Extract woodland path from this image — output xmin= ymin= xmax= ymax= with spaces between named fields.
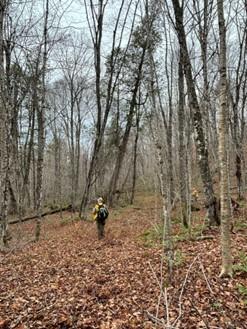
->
xmin=0 ymin=195 xmax=247 ymax=329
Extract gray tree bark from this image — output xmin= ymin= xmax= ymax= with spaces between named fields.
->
xmin=217 ymin=0 xmax=232 ymax=278
xmin=171 ymin=0 xmax=219 ymax=226
xmin=0 ymin=0 xmax=11 ymax=246
xmin=178 ymin=53 xmax=188 ymax=228
xmin=35 ymin=0 xmax=49 ymax=241
xmin=108 ymin=46 xmax=146 ymax=206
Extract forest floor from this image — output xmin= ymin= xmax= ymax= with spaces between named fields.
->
xmin=0 ymin=194 xmax=247 ymax=329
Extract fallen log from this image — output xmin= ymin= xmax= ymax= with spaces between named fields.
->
xmin=9 ymin=204 xmax=73 ymax=225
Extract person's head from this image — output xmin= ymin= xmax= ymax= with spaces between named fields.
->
xmin=97 ymin=197 xmax=104 ymax=205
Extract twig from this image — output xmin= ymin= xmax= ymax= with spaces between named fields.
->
xmin=146 ymin=311 xmax=165 ymax=326
xmin=164 ymin=287 xmax=170 ymax=327
xmin=194 ymin=235 xmax=215 ymax=241
xmin=148 ymin=261 xmax=172 ymax=328
xmin=172 ymin=255 xmax=200 ymax=327
xmin=148 ymin=261 xmax=167 ymax=307
xmin=198 ymin=256 xmax=214 ymax=295
xmin=188 ymin=297 xmax=210 ymax=329
xmin=146 ymin=311 xmax=176 ymax=329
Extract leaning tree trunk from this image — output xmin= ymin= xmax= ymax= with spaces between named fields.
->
xmin=108 ymin=46 xmax=146 ymax=206
xmin=217 ymin=0 xmax=232 ymax=278
xmin=172 ymin=0 xmax=219 ymax=226
xmin=108 ymin=97 xmax=136 ymax=206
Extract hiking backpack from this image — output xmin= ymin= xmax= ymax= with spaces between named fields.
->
xmin=98 ymin=205 xmax=109 ymax=220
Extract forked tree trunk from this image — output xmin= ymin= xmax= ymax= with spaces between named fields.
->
xmin=217 ymin=0 xmax=232 ymax=278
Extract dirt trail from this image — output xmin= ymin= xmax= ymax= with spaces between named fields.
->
xmin=0 ymin=196 xmax=246 ymax=328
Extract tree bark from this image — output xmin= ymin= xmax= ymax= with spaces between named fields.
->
xmin=130 ymin=107 xmax=141 ymax=205
xmin=0 ymin=0 xmax=11 ymax=246
xmin=178 ymin=53 xmax=188 ymax=228
xmin=217 ymin=0 xmax=232 ymax=277
xmin=171 ymin=0 xmax=219 ymax=226
xmin=10 ymin=204 xmax=72 ymax=225
xmin=108 ymin=46 xmax=146 ymax=206
xmin=230 ymin=20 xmax=247 ymax=200
xmin=152 ymin=125 xmax=173 ymax=285
xmin=35 ymin=0 xmax=49 ymax=241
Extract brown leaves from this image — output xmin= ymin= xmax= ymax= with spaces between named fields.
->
xmin=0 ymin=199 xmax=247 ymax=328
xmin=0 ymin=320 xmax=9 ymax=329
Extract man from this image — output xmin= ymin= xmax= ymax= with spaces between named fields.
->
xmin=93 ymin=197 xmax=109 ymax=239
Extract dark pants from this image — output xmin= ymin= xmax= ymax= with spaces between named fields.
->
xmin=96 ymin=218 xmax=105 ymax=239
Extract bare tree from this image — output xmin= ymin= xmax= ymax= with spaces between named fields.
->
xmin=170 ymin=0 xmax=219 ymax=226
xmin=108 ymin=41 xmax=147 ymax=205
xmin=55 ymin=36 xmax=90 ymax=211
xmin=79 ymin=0 xmax=139 ymax=217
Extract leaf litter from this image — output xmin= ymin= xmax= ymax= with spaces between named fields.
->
xmin=0 ymin=197 xmax=246 ymax=328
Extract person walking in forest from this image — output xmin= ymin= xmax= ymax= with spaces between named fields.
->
xmin=93 ymin=197 xmax=109 ymax=239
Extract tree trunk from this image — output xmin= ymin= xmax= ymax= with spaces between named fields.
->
xmin=217 ymin=0 xmax=232 ymax=278
xmin=164 ymin=22 xmax=174 ymax=203
xmin=108 ymin=46 xmax=146 ymax=206
xmin=152 ymin=127 xmax=173 ymax=285
xmin=171 ymin=0 xmax=219 ymax=226
xmin=21 ymin=89 xmax=36 ymax=212
xmin=79 ymin=0 xmax=138 ymax=216
xmin=0 ymin=0 xmax=11 ymax=247
xmin=130 ymin=108 xmax=140 ymax=205
xmin=35 ymin=0 xmax=49 ymax=241
xmin=79 ymin=0 xmax=104 ymax=218
xmin=70 ymin=93 xmax=76 ymax=212
xmin=230 ymin=16 xmax=247 ymax=200
xmin=79 ymin=139 xmax=100 ymax=218
xmin=178 ymin=54 xmax=188 ymax=228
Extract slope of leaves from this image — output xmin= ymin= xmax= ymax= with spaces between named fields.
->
xmin=0 ymin=196 xmax=246 ymax=328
